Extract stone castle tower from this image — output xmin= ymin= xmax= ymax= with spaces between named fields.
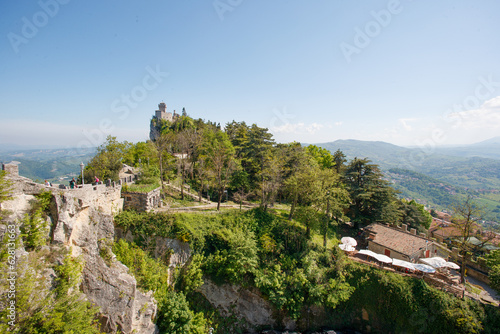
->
xmin=155 ymin=102 xmax=177 ymax=122
xmin=150 ymin=102 xmax=179 ymax=141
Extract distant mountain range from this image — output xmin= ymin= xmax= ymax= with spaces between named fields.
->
xmin=316 ymin=138 xmax=500 ymax=188
xmin=316 ymin=138 xmax=500 ymax=227
xmin=0 ymin=147 xmax=96 ymax=182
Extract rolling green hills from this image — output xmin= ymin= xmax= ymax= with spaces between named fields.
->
xmin=317 ymin=139 xmax=500 ymax=226
xmin=0 ymin=147 xmax=96 ymax=183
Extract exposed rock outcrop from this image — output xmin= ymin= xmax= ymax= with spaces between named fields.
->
xmin=200 ymin=279 xmax=295 ymax=333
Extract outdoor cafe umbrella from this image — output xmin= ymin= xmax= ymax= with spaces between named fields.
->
xmin=420 ymin=256 xmax=447 ymax=268
xmin=392 ymin=259 xmax=416 ymax=271
xmin=413 ymin=263 xmax=436 ymax=273
xmin=358 ymin=249 xmax=377 ymax=257
xmin=341 ymin=237 xmax=357 ymax=247
xmin=372 ymin=253 xmax=392 ymax=264
xmin=338 ymin=244 xmax=356 ymax=252
xmin=358 ymin=250 xmax=392 ymax=264
xmin=444 ymin=261 xmax=460 ymax=270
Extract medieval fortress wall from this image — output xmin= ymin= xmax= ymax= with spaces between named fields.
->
xmin=1 ymin=163 xmax=123 ymax=218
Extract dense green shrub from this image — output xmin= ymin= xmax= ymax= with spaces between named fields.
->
xmin=341 ymin=263 xmax=486 ymax=333
xmin=20 ymin=190 xmax=53 ymax=251
xmin=202 ymin=226 xmax=258 ymax=284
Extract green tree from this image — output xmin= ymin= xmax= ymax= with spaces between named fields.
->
xmin=343 ymin=158 xmax=397 ymax=228
xmin=284 ymin=164 xmax=320 ymax=222
xmin=316 ymin=169 xmax=350 ymax=248
xmin=450 ymin=195 xmax=493 ymax=283
xmin=226 ymin=122 xmax=274 ymax=189
xmin=200 ymin=130 xmax=237 ymax=210
xmin=180 ymin=253 xmax=205 ymax=295
xmin=122 ymin=140 xmax=158 ymax=168
xmin=0 ymin=170 xmax=12 ymax=220
xmin=399 ymin=199 xmax=432 ymax=231
xmin=152 ymin=132 xmax=174 ymax=193
xmin=486 ymin=250 xmax=500 ymax=294
xmin=20 ymin=210 xmax=48 ymax=251
xmin=158 ymin=290 xmax=193 ymax=334
xmin=170 ymin=129 xmax=199 ymax=200
xmin=281 ymin=143 xmax=318 ymax=221
xmin=230 ymin=169 xmax=250 ymax=210
xmin=257 ymin=150 xmax=282 ymax=211
xmin=332 ymin=149 xmax=347 ymax=174
xmin=83 ymin=135 xmax=130 ymax=182
xmin=204 ymin=227 xmax=258 ymax=283
xmin=306 ymin=145 xmax=335 ymax=169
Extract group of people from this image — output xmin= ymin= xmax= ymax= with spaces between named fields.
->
xmin=45 ymin=176 xmax=100 ymax=189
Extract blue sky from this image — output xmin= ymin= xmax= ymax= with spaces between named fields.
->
xmin=1 ymin=0 xmax=500 ymax=149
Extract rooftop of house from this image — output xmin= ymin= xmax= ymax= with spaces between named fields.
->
xmin=436 ymin=211 xmax=452 ymax=221
xmin=429 ymin=218 xmax=463 ymax=239
xmin=365 ymin=223 xmax=431 ymax=257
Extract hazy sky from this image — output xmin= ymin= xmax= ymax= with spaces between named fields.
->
xmin=1 ymin=0 xmax=500 ymax=149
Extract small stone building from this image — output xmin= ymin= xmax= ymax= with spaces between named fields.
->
xmin=364 ymin=223 xmax=439 ymax=262
xmin=122 ymin=187 xmax=161 ymax=212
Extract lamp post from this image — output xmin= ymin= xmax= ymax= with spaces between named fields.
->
xmin=80 ymin=162 xmax=84 ymax=186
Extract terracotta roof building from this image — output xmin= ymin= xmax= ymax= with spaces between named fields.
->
xmin=364 ymin=223 xmax=443 ymax=262
xmin=428 ymin=218 xmax=463 ymax=243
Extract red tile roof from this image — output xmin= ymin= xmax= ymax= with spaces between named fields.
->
xmin=365 ymin=223 xmax=430 ymax=257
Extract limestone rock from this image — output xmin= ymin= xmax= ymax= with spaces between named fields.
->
xmin=200 ymin=279 xmax=292 ymax=333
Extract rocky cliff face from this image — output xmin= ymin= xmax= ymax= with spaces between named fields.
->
xmin=200 ymin=279 xmax=293 ymax=333
xmin=2 ymin=174 xmax=158 ymax=334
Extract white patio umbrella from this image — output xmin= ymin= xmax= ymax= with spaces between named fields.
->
xmin=358 ymin=249 xmax=377 ymax=257
xmin=413 ymin=263 xmax=436 ymax=273
xmin=338 ymin=244 xmax=355 ymax=252
xmin=392 ymin=259 xmax=416 ymax=271
xmin=420 ymin=257 xmax=447 ymax=268
xmin=341 ymin=237 xmax=357 ymax=247
xmin=372 ymin=253 xmax=393 ymax=264
xmin=444 ymin=261 xmax=460 ymax=270
xmin=357 ymin=250 xmax=392 ymax=263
